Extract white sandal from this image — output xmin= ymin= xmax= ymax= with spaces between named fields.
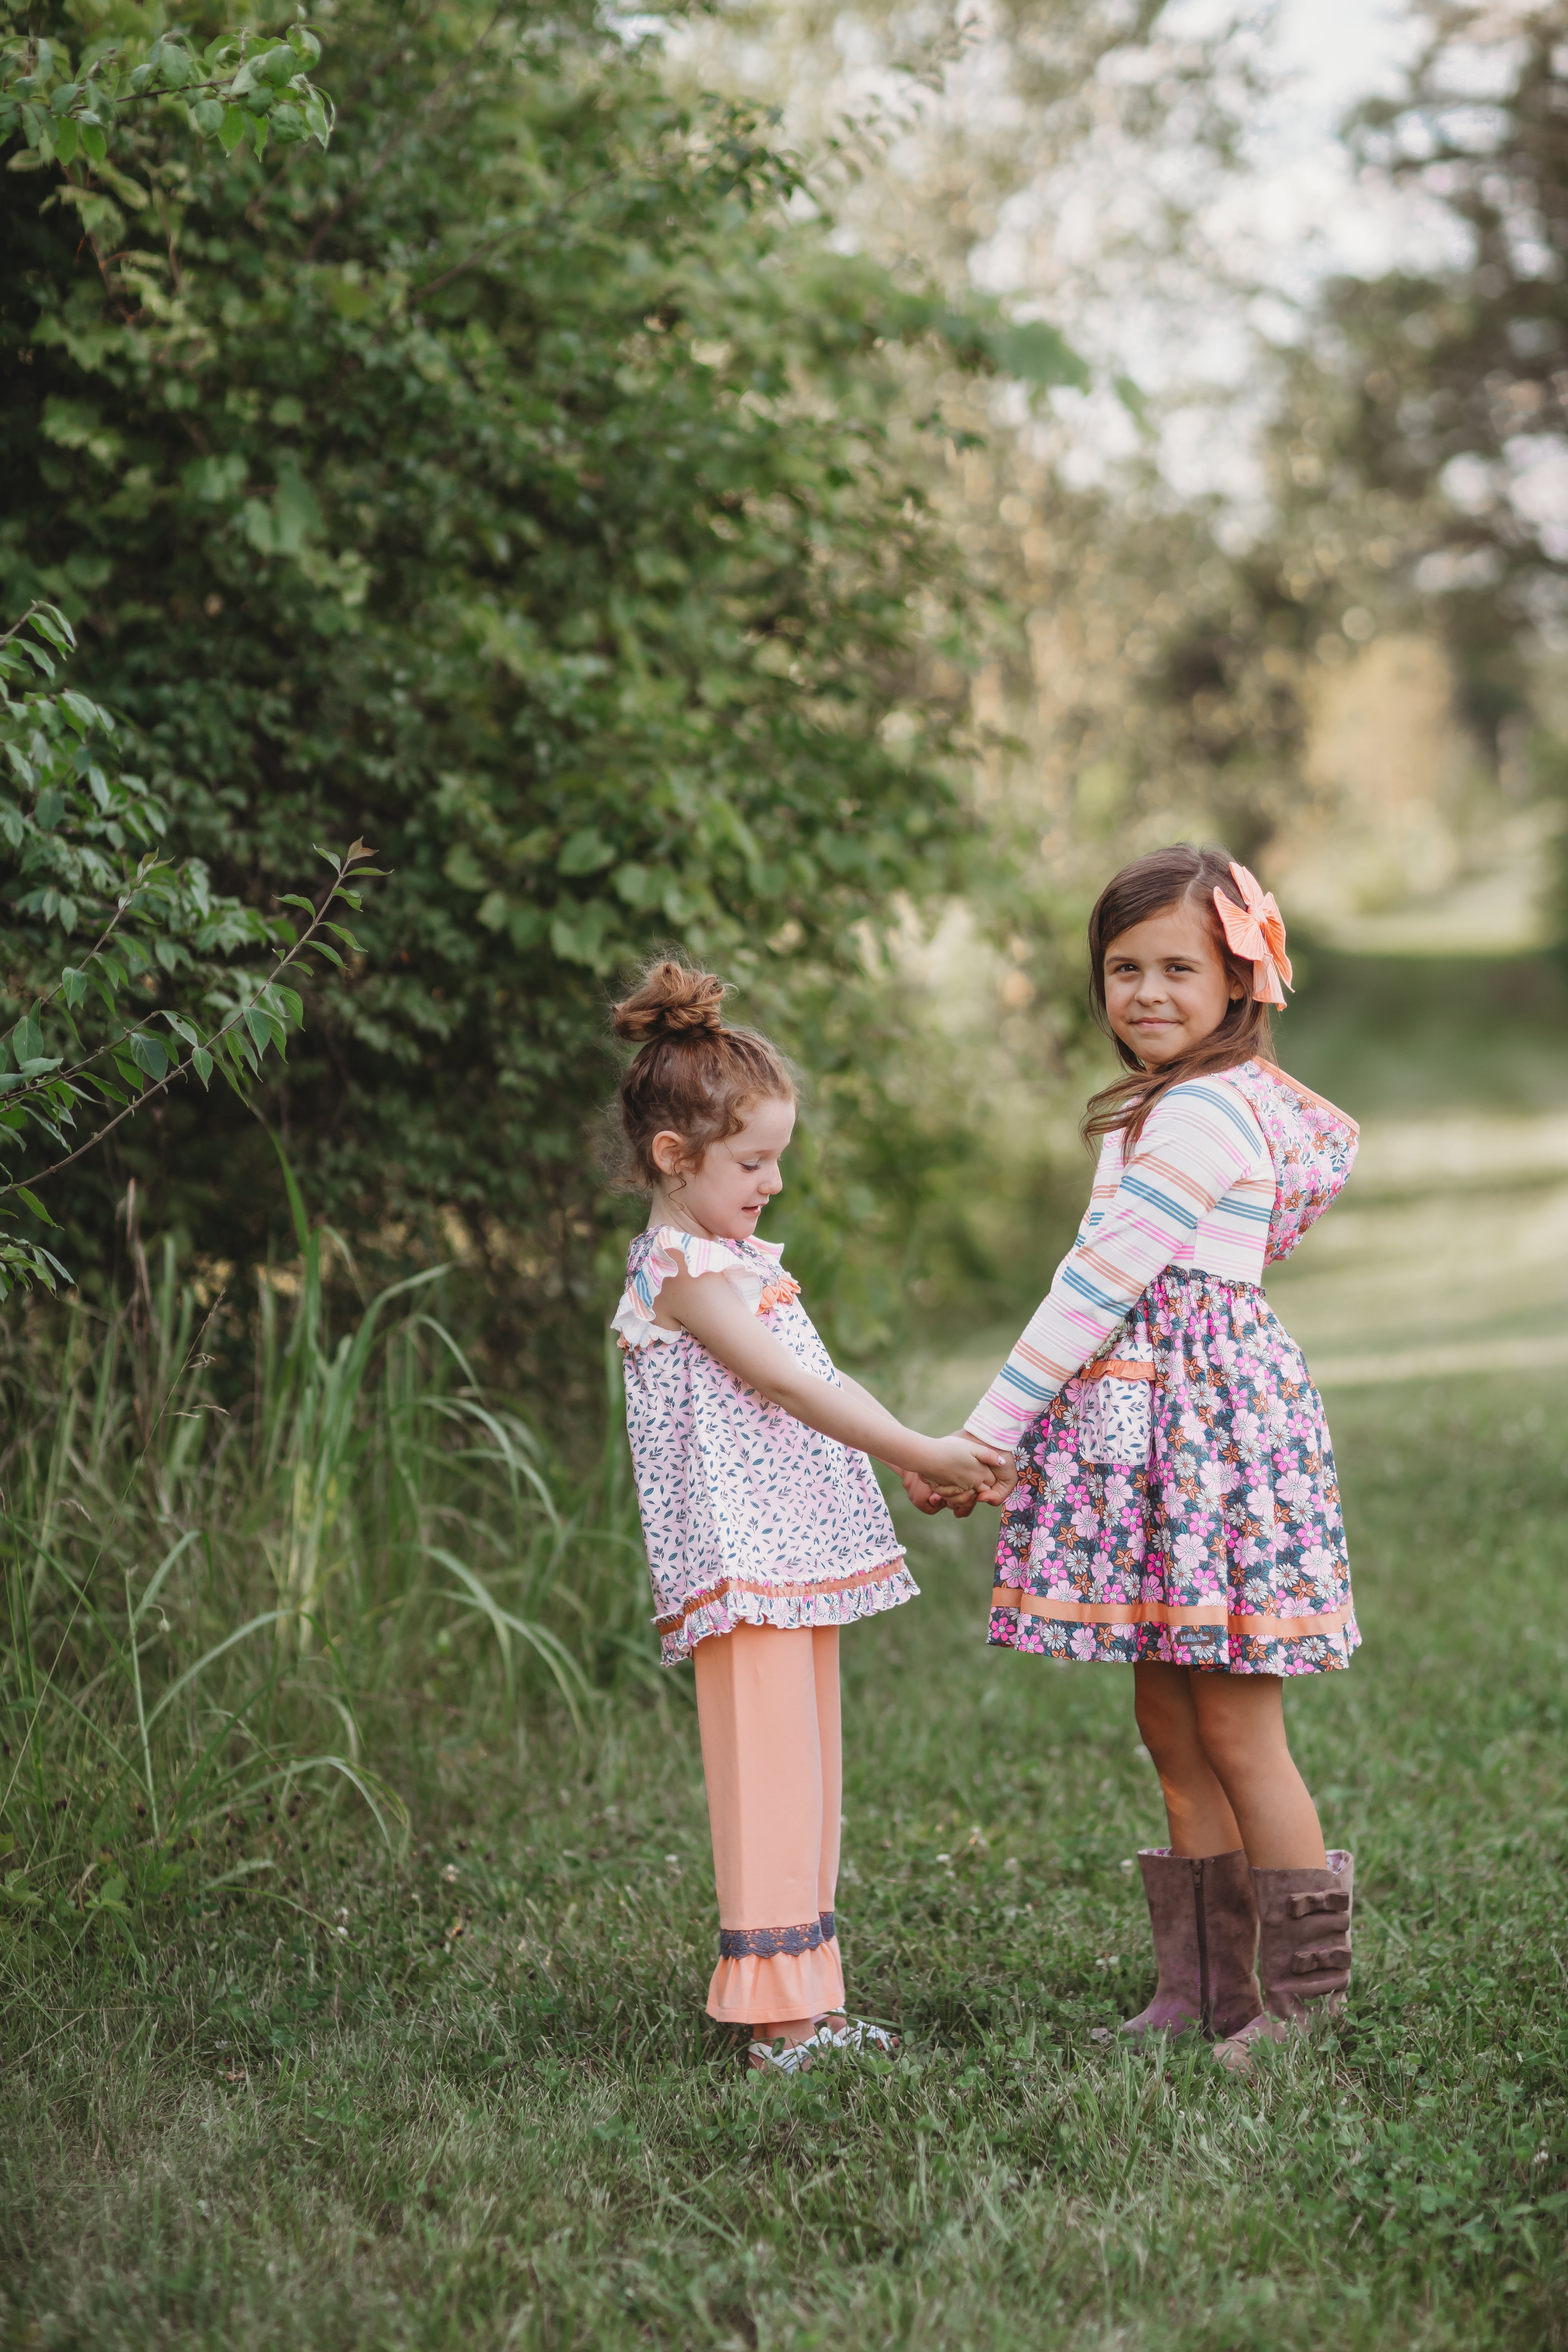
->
xmin=746 ymin=2025 xmax=836 ymax=2075
xmin=828 ymin=2018 xmax=900 ymax=2055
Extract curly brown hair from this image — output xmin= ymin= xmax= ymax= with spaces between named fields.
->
xmin=1083 ymin=844 xmax=1278 ymax=1151
xmin=608 ymin=958 xmax=796 ymax=1193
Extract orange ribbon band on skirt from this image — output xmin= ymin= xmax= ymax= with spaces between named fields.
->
xmin=1074 ymin=1359 xmax=1156 ymax=1383
xmin=992 ymin=1586 xmax=1352 ymax=1640
xmin=656 ymin=1556 xmax=906 ymax=1636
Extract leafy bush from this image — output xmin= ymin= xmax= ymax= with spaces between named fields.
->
xmin=1 ymin=0 xmax=1082 ymax=1380
xmin=0 ymin=597 xmax=379 ymax=1296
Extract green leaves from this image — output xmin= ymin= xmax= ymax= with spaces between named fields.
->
xmin=0 ymin=595 xmax=380 ymax=1297
xmin=128 ymin=1031 xmax=168 ymax=1082
xmin=0 ymin=2 xmax=1022 ymax=1347
xmin=981 ymin=320 xmax=1091 ymax=394
xmin=0 ymin=10 xmax=335 ymax=196
xmin=557 ymin=829 xmax=615 ymax=877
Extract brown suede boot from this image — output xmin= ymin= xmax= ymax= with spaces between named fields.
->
xmin=1120 ymin=1848 xmax=1263 ymax=2042
xmin=1214 ymin=1849 xmax=1354 ymax=2069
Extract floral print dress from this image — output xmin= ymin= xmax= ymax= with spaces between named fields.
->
xmin=976 ymin=1062 xmax=1361 ymax=1676
xmin=614 ymin=1225 xmax=917 ymax=1666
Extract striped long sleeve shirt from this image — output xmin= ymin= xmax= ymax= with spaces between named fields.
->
xmin=965 ymin=1075 xmax=1274 ymax=1451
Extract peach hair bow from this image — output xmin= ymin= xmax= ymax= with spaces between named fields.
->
xmin=1212 ymin=861 xmax=1293 ymax=1008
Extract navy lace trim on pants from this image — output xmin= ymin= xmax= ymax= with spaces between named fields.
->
xmin=719 ymin=1909 xmax=837 ymax=1960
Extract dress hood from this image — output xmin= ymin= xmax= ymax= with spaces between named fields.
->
xmin=1223 ymin=1060 xmax=1359 ymax=1264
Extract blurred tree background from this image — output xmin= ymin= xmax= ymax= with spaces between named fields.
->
xmin=4 ymin=0 xmax=1567 ymax=1412
xmin=664 ymin=0 xmax=1568 ymax=1340
xmin=7 ymin=22 xmax=1568 ymax=2251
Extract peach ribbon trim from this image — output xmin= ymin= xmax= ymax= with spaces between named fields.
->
xmin=993 ymin=1586 xmax=1352 ymax=1639
xmin=656 ymin=1556 xmax=907 ymax=1636
xmin=707 ymin=1938 xmax=845 ymax=2026
xmin=1075 ymin=1359 xmax=1155 ymax=1384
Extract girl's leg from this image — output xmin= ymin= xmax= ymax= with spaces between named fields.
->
xmin=1124 ymin=1661 xmax=1261 ymax=2041
xmin=1133 ymin=1660 xmax=1243 ymax=1855
xmin=811 ymin=1627 xmax=845 ymax=2026
xmin=1189 ymin=1672 xmax=1326 ymax=1869
xmin=692 ymin=1622 xmax=846 ymax=2045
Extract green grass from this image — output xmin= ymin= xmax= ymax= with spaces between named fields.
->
xmin=2 ymin=1366 xmax=1564 ymax=2348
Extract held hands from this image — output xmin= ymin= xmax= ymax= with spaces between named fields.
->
xmin=903 ymin=1432 xmax=1018 ymax=1517
xmin=901 ymin=1467 xmax=971 ymax=1517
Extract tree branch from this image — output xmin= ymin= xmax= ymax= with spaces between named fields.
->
xmin=0 ymin=849 xmax=375 ymax=1207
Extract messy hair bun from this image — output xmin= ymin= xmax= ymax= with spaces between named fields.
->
xmin=608 ymin=956 xmax=795 ymax=1194
xmin=611 ymin=960 xmax=728 ymax=1044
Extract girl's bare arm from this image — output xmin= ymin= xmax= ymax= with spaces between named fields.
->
xmin=660 ymin=1268 xmax=1007 ymax=1494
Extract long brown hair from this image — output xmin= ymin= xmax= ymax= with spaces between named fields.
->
xmin=609 ymin=958 xmax=796 ymax=1192
xmin=1083 ymin=844 xmax=1277 ymax=1150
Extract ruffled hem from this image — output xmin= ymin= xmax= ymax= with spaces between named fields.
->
xmin=659 ymin=1559 xmax=917 ymax=1666
xmin=706 ymin=1936 xmax=845 ymax=2025
xmin=614 ymin=1225 xmax=789 ymax=1353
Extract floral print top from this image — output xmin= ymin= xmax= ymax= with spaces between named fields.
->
xmin=613 ymin=1226 xmax=916 ymax=1666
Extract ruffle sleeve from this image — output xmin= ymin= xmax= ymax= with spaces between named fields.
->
xmin=612 ymin=1227 xmax=793 ymax=1352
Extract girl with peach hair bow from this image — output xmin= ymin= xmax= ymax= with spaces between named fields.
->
xmin=909 ymin=844 xmax=1363 ymax=2069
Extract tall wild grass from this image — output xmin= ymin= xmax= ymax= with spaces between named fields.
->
xmin=0 ymin=1177 xmax=650 ymax=1960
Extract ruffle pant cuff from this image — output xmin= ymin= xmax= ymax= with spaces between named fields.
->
xmin=705 ymin=1934 xmax=844 ymax=2025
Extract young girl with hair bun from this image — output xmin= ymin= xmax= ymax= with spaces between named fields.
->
xmin=609 ymin=958 xmax=1009 ymax=2073
xmin=920 ymin=845 xmax=1361 ymax=2067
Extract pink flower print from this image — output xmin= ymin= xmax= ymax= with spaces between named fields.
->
xmin=986 ymin=1262 xmax=1355 ymax=1680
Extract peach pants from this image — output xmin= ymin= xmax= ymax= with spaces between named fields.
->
xmin=693 ymin=1622 xmax=846 ymax=2025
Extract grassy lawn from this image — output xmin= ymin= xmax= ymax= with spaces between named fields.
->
xmin=2 ymin=1369 xmax=1565 ymax=2351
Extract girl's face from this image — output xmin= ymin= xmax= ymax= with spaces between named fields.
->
xmin=1103 ymin=899 xmax=1242 ymax=1067
xmin=650 ymin=1094 xmax=796 ymax=1240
